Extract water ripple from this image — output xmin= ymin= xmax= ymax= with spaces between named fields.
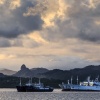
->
xmin=0 ymin=89 xmax=99 ymax=100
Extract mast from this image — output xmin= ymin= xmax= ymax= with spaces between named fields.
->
xmin=19 ymin=77 xmax=22 ymax=86
xmin=39 ymin=78 xmax=41 ymax=84
xmin=97 ymin=75 xmax=99 ymax=81
xmin=29 ymin=77 xmax=31 ymax=84
xmin=95 ymin=75 xmax=99 ymax=82
xmin=68 ymin=80 xmax=69 ymax=84
xmin=87 ymin=76 xmax=90 ymax=86
xmin=71 ymin=76 xmax=73 ymax=84
xmin=30 ymin=77 xmax=32 ymax=83
xmin=77 ymin=76 xmax=78 ymax=85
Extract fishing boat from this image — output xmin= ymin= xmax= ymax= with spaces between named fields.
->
xmin=16 ymin=78 xmax=54 ymax=92
xmin=59 ymin=76 xmax=100 ymax=91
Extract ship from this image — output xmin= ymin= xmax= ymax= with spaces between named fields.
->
xmin=59 ymin=76 xmax=100 ymax=91
xmin=16 ymin=78 xmax=54 ymax=92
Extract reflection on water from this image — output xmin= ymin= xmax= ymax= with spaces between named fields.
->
xmin=0 ymin=89 xmax=99 ymax=100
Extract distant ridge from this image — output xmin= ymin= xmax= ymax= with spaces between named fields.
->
xmin=13 ymin=64 xmax=49 ymax=77
xmin=0 ymin=69 xmax=16 ymax=75
xmin=31 ymin=68 xmax=49 ymax=75
xmin=12 ymin=64 xmax=100 ymax=81
xmin=0 ymin=73 xmax=6 ymax=77
xmin=41 ymin=65 xmax=100 ymax=81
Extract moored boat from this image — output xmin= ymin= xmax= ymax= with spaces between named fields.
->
xmin=59 ymin=76 xmax=100 ymax=91
xmin=16 ymin=78 xmax=54 ymax=92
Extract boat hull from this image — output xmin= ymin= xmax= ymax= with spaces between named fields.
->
xmin=16 ymin=86 xmax=26 ymax=92
xmin=62 ymin=89 xmax=100 ymax=92
xmin=60 ymin=84 xmax=100 ymax=92
xmin=16 ymin=86 xmax=53 ymax=92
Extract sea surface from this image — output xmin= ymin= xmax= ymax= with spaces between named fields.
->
xmin=0 ymin=89 xmax=100 ymax=100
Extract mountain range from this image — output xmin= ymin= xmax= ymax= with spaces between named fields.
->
xmin=0 ymin=69 xmax=16 ymax=75
xmin=13 ymin=64 xmax=49 ymax=77
xmin=0 ymin=64 xmax=100 ymax=82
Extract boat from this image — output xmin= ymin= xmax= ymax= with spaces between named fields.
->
xmin=16 ymin=78 xmax=54 ymax=92
xmin=59 ymin=76 xmax=100 ymax=91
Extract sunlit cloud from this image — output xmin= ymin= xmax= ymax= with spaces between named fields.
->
xmin=28 ymin=32 xmax=49 ymax=44
xmin=95 ymin=21 xmax=100 ymax=25
xmin=0 ymin=54 xmax=15 ymax=60
xmin=9 ymin=0 xmax=21 ymax=9
xmin=0 ymin=0 xmax=5 ymax=5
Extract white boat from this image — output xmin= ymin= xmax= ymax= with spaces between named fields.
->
xmin=59 ymin=76 xmax=100 ymax=91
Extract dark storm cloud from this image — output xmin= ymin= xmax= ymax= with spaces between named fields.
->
xmin=66 ymin=1 xmax=100 ymax=42
xmin=0 ymin=0 xmax=43 ymax=38
xmin=78 ymin=29 xmax=100 ymax=42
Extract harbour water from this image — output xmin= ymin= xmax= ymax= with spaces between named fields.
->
xmin=0 ymin=89 xmax=100 ymax=100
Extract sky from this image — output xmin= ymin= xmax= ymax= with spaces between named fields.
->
xmin=0 ymin=0 xmax=100 ymax=71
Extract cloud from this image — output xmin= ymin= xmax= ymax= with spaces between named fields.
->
xmin=46 ymin=56 xmax=99 ymax=70
xmin=66 ymin=0 xmax=100 ymax=42
xmin=27 ymin=0 xmax=100 ymax=43
xmin=27 ymin=32 xmax=49 ymax=45
xmin=0 ymin=54 xmax=15 ymax=60
xmin=1 ymin=0 xmax=100 ymax=42
xmin=0 ymin=0 xmax=5 ymax=5
xmin=0 ymin=38 xmax=11 ymax=47
xmin=9 ymin=0 xmax=21 ymax=10
xmin=0 ymin=0 xmax=100 ymax=70
xmin=0 ymin=0 xmax=43 ymax=38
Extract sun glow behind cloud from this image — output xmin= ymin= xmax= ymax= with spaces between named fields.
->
xmin=9 ymin=0 xmax=21 ymax=9
xmin=0 ymin=54 xmax=15 ymax=60
xmin=0 ymin=0 xmax=4 ymax=5
xmin=28 ymin=32 xmax=49 ymax=44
